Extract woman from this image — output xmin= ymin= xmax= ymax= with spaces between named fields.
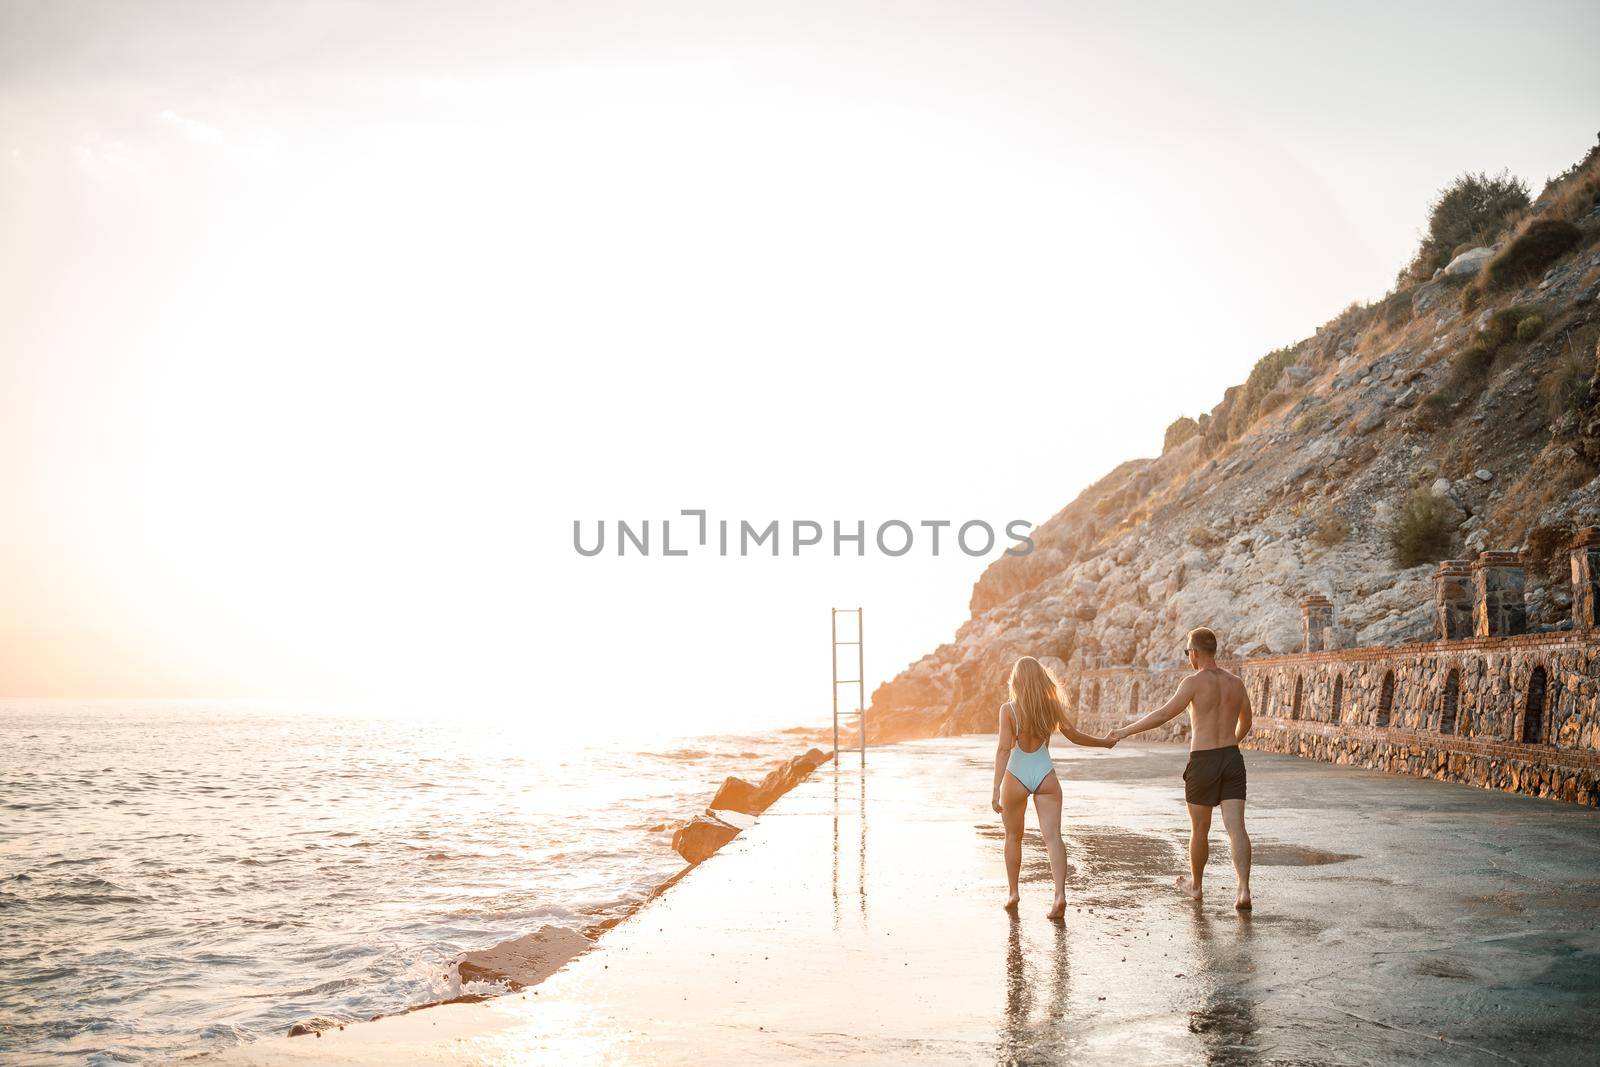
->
xmin=991 ymin=656 xmax=1117 ymax=919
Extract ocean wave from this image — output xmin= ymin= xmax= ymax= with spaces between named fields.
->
xmin=0 ymin=701 xmax=808 ymax=1065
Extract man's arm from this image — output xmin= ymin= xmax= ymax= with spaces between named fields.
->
xmin=1113 ymin=676 xmax=1197 ymax=739
xmin=1234 ymin=684 xmax=1253 ymax=743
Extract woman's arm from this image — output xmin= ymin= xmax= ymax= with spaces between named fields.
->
xmin=991 ymin=704 xmax=1013 ymax=812
xmin=1059 ymin=716 xmax=1117 ymax=749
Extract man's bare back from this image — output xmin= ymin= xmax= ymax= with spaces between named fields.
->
xmin=1184 ymin=667 xmax=1250 ymax=751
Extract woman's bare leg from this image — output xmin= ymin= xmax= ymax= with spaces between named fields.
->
xmin=1000 ymin=773 xmax=1028 ymax=909
xmin=1033 ymin=772 xmax=1066 ymax=920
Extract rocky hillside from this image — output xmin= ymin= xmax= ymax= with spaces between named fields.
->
xmin=868 ymin=139 xmax=1600 ymax=742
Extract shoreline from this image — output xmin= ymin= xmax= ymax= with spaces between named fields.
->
xmin=200 ymin=737 xmax=1600 ymax=1065
xmin=273 ymin=727 xmax=856 ymax=1043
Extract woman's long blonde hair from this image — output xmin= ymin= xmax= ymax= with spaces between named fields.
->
xmin=1008 ymin=656 xmax=1069 ymax=747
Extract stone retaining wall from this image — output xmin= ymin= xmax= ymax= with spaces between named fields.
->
xmin=1065 ymin=631 xmax=1600 ymax=806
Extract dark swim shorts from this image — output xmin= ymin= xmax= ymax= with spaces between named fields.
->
xmin=1183 ymin=745 xmax=1247 ymax=807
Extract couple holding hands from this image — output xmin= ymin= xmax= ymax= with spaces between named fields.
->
xmin=990 ymin=627 xmax=1254 ymax=919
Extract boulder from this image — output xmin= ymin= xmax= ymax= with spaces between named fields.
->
xmin=708 ymin=776 xmax=765 ymax=814
xmin=704 ymin=748 xmax=829 ymax=816
xmin=672 ymin=813 xmax=743 ymax=865
xmin=1443 ymin=247 xmax=1493 ymax=277
xmin=457 ymin=925 xmax=593 ymax=990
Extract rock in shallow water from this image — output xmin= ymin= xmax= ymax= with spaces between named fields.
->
xmin=672 ymin=813 xmax=743 ymax=864
xmin=457 ymin=924 xmax=593 ymax=990
xmin=287 ymin=1016 xmax=345 ymax=1037
xmin=708 ymin=748 xmax=830 ymax=815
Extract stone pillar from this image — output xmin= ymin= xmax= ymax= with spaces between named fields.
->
xmin=1472 ymin=550 xmax=1526 ymax=638
xmin=1571 ymin=527 xmax=1600 ymax=629
xmin=1300 ymin=594 xmax=1334 ymax=652
xmin=1434 ymin=560 xmax=1476 ymax=639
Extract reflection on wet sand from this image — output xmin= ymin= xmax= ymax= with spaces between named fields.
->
xmin=1000 ymin=914 xmax=1078 ymax=1064
xmin=1186 ymin=901 xmax=1260 ymax=1066
xmin=831 ymin=758 xmax=867 ymax=927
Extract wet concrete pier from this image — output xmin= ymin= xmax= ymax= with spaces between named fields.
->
xmin=210 ymin=739 xmax=1600 ymax=1065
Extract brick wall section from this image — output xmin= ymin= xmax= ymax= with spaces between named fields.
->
xmin=1065 ymin=630 xmax=1600 ymax=807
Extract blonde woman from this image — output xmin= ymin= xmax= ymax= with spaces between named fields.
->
xmin=991 ymin=656 xmax=1117 ymax=919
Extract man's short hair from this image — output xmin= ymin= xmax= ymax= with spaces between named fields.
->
xmin=1189 ymin=627 xmax=1218 ymax=656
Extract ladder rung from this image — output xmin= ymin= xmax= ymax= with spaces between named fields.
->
xmin=833 ymin=641 xmax=860 ymax=646
xmin=834 ymin=710 xmax=865 ymax=716
xmin=835 ymin=678 xmax=862 ymax=684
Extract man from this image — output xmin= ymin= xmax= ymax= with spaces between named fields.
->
xmin=1113 ymin=626 xmax=1253 ymax=909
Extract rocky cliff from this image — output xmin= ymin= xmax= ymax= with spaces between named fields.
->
xmin=867 ymin=139 xmax=1600 ymax=742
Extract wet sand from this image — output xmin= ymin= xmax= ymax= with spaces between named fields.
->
xmin=204 ymin=739 xmax=1600 ymax=1065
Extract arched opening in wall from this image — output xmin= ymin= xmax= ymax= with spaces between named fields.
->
xmin=1291 ymin=675 xmax=1304 ymax=721
xmin=1091 ymin=682 xmax=1101 ymax=716
xmin=1332 ymin=675 xmax=1344 ymax=723
xmin=1261 ymin=677 xmax=1272 ymax=718
xmin=1440 ymin=669 xmax=1460 ymax=735
xmin=1521 ymin=666 xmax=1547 ymax=744
xmin=1377 ymin=671 xmax=1395 ymax=728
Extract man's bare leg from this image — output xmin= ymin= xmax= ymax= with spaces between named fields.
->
xmin=1177 ymin=802 xmax=1211 ymax=900
xmin=1220 ymin=798 xmax=1252 ymax=909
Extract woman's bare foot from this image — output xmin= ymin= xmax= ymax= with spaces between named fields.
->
xmin=1235 ymin=889 xmax=1252 ymax=910
xmin=1003 ymin=892 xmax=1020 ymax=911
xmin=1046 ymin=896 xmax=1066 ymax=921
xmin=1175 ymin=874 xmax=1202 ymax=900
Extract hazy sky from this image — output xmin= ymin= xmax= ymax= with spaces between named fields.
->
xmin=3 ymin=1 xmax=1598 ymax=735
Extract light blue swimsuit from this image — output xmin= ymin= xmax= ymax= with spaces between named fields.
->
xmin=1004 ymin=702 xmax=1056 ymax=793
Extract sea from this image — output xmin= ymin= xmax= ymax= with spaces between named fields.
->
xmin=0 ymin=701 xmax=823 ymax=1064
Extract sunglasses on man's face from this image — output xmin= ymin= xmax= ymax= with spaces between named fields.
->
xmin=1183 ymin=647 xmax=1195 ymax=656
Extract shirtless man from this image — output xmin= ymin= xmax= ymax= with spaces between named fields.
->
xmin=1112 ymin=626 xmax=1253 ymax=909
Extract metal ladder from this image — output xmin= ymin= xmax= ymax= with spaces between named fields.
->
xmin=831 ymin=607 xmax=865 ymax=763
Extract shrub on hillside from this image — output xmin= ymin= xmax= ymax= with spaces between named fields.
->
xmin=1292 ymin=401 xmax=1330 ymax=434
xmin=1484 ymin=306 xmax=1537 ymax=346
xmin=1541 ymin=339 xmax=1594 ymax=425
xmin=1516 ymin=314 xmax=1545 ymax=343
xmin=1449 ymin=338 xmax=1497 ymax=388
xmin=1387 ymin=487 xmax=1456 ymax=567
xmin=1460 ymin=285 xmax=1481 ymax=314
xmin=1537 ymin=139 xmax=1600 ymax=224
xmin=1188 ymin=526 xmax=1221 ymax=549
xmin=1230 ymin=346 xmax=1299 ymax=435
xmin=1378 ymin=289 xmax=1413 ymax=330
xmin=1162 ymin=416 xmax=1200 ymax=453
xmin=1400 ymin=170 xmax=1530 ymax=285
xmin=1483 ymin=218 xmax=1583 ymax=289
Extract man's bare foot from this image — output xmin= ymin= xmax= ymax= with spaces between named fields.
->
xmin=1175 ymin=875 xmax=1202 ymax=900
xmin=1235 ymin=889 xmax=1252 ymax=910
xmin=1046 ymin=896 xmax=1066 ymax=921
xmin=1003 ymin=893 xmax=1020 ymax=911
